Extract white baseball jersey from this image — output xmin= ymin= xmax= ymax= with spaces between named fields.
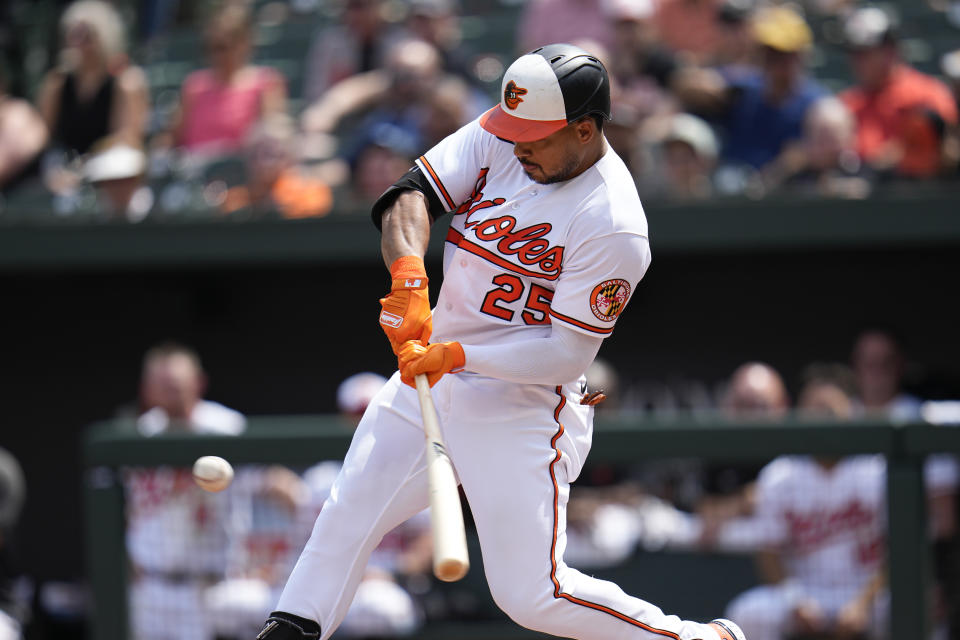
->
xmin=726 ymin=456 xmax=890 ymax=640
xmin=753 ymin=455 xmax=886 ymax=591
xmin=416 ymin=118 xmax=650 ymax=350
xmin=125 ymin=402 xmax=246 ymax=640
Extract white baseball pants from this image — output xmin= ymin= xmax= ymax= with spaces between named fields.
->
xmin=276 ymin=372 xmax=720 ymax=640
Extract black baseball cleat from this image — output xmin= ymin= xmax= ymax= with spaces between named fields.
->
xmin=707 ymin=618 xmax=746 ymax=640
xmin=255 ymin=612 xmax=321 ymax=639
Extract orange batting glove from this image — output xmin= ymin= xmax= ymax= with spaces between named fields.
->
xmin=379 ymin=256 xmax=433 ymax=354
xmin=398 ymin=340 xmax=465 ymax=388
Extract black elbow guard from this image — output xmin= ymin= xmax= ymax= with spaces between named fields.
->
xmin=371 ymin=166 xmax=448 ymax=231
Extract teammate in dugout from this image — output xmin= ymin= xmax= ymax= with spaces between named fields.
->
xmin=256 ymin=44 xmax=745 ymax=640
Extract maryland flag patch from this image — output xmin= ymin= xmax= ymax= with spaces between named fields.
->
xmin=590 ymin=279 xmax=630 ymax=322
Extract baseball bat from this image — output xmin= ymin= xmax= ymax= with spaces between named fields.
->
xmin=414 ymin=374 xmax=470 ymax=582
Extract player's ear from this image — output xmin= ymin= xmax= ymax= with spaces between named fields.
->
xmin=574 ymin=117 xmax=596 ymax=144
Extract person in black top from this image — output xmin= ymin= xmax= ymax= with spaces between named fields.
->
xmin=35 ymin=0 xmax=147 ymax=159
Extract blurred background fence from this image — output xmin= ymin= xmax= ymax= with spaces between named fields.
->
xmin=83 ymin=416 xmax=957 ymax=639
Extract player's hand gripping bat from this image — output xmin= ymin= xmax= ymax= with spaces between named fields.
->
xmin=414 ymin=374 xmax=470 ymax=581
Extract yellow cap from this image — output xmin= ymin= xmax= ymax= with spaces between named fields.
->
xmin=752 ymin=6 xmax=812 ymax=53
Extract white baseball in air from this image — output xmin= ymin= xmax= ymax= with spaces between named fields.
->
xmin=192 ymin=456 xmax=234 ymax=492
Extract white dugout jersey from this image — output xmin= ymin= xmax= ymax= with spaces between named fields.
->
xmin=416 ymin=118 xmax=651 ymax=351
xmin=753 ymin=456 xmax=887 ymax=592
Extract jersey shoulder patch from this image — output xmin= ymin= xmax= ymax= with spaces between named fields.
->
xmin=589 ymin=279 xmax=631 ymax=322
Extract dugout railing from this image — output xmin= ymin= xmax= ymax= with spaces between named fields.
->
xmin=83 ymin=416 xmax=956 ymax=640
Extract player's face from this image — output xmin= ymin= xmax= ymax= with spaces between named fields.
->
xmin=512 ymin=120 xmax=597 ymax=185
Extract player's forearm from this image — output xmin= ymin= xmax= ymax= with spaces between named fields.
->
xmin=381 ymin=190 xmax=432 ymax=268
xmin=462 ymin=325 xmax=603 ymax=385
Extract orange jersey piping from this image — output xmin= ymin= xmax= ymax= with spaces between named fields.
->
xmin=418 ymin=155 xmax=457 ymax=210
xmin=548 ymin=386 xmax=681 ymax=639
xmin=548 ymin=309 xmax=614 ymax=335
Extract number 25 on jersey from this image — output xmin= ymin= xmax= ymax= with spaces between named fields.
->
xmin=480 ymin=274 xmax=554 ymax=325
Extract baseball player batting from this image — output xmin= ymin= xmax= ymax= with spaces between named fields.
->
xmin=256 ymin=44 xmax=745 ymax=640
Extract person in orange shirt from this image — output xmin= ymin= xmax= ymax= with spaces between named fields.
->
xmin=222 ymin=115 xmax=333 ymax=219
xmin=839 ymin=7 xmax=958 ymax=179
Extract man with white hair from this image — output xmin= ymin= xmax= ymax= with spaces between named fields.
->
xmin=36 ymin=0 xmax=147 ymax=157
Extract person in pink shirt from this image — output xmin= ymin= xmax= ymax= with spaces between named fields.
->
xmin=172 ymin=3 xmax=286 ymax=155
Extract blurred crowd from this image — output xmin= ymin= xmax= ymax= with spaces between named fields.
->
xmin=573 ymin=328 xmax=960 ymax=639
xmin=85 ymin=330 xmax=960 ymax=639
xmin=1 ymin=0 xmax=959 ymax=222
xmin=119 ymin=346 xmax=433 ymax=640
xmin=4 ymin=328 xmax=960 ymax=639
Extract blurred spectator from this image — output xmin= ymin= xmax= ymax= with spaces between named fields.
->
xmin=605 ymin=0 xmax=679 ymax=132
xmin=517 ymin=0 xmax=613 ymax=54
xmin=205 ymin=466 xmax=311 ymax=640
xmin=724 ymin=378 xmax=891 ymax=640
xmin=850 ymin=328 xmax=959 ymax=549
xmin=771 ymin=96 xmax=873 ymax=199
xmin=170 ymin=3 xmax=286 ymax=156
xmin=850 ymin=327 xmax=959 ymax=563
xmin=640 ymin=112 xmax=718 ymax=200
xmin=336 ymin=372 xmax=389 ymax=423
xmin=82 ymin=142 xmax=154 ymax=221
xmin=0 ymin=62 xmax=48 ymax=196
xmin=714 ymin=0 xmax=756 ymax=68
xmin=128 ymin=344 xmax=309 ymax=640
xmin=850 ymin=328 xmax=919 ymax=421
xmin=221 ymin=114 xmax=333 ymax=219
xmin=796 ymin=371 xmax=856 ymax=419
xmin=404 ymin=0 xmax=478 ymax=90
xmin=302 ymin=39 xmax=474 ymax=163
xmin=653 ymin=0 xmax=723 ymax=64
xmin=203 ymin=373 xmax=424 ymax=640
xmin=421 ymin=77 xmax=477 ymax=148
xmin=137 ymin=342 xmax=245 ymax=435
xmin=349 ymin=123 xmax=420 ymax=204
xmin=699 ymin=362 xmax=790 ymax=545
xmin=722 ymin=361 xmax=790 ymax=419
xmin=676 ymin=6 xmax=826 ymax=188
xmin=125 ymin=342 xmax=246 ymax=640
xmin=839 ymin=7 xmax=958 ymax=179
xmin=0 ymin=448 xmax=26 ymax=640
xmin=36 ymin=0 xmax=148 ymax=158
xmin=303 ymin=0 xmax=406 ymax=103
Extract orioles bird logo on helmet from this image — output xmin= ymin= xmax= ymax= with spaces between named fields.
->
xmin=504 ymin=80 xmax=527 ymax=110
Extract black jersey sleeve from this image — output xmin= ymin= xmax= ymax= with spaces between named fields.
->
xmin=370 ymin=166 xmax=448 ymax=231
